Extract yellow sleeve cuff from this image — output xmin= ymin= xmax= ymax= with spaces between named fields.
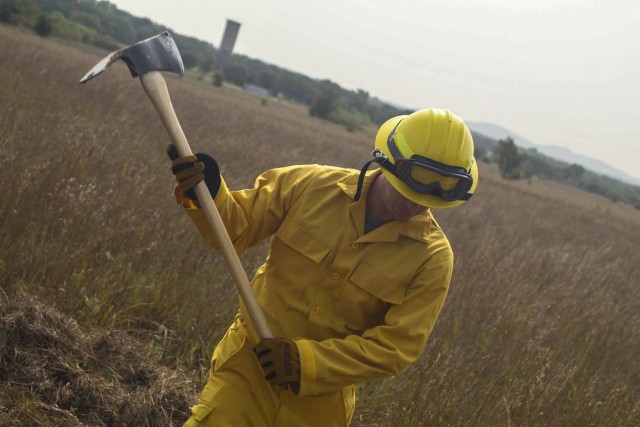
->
xmin=295 ymin=339 xmax=318 ymax=396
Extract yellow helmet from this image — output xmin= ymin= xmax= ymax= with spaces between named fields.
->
xmin=356 ymin=108 xmax=478 ymax=209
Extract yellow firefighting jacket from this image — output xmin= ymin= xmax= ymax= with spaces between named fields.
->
xmin=176 ymin=164 xmax=453 ymax=397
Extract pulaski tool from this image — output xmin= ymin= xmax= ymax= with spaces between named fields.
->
xmin=80 ymin=32 xmax=274 ymax=339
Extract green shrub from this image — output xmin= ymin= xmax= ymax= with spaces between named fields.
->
xmin=33 ymin=13 xmax=52 ymax=36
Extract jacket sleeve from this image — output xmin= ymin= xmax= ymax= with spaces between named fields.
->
xmin=295 ymin=237 xmax=453 ymax=396
xmin=174 ymin=165 xmax=321 ymax=255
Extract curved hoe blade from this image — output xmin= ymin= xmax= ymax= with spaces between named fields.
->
xmin=79 ymin=32 xmax=184 ymax=84
xmin=79 ymin=48 xmax=125 ymax=83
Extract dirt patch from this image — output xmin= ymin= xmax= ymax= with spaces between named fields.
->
xmin=0 ymin=295 xmax=198 ymax=426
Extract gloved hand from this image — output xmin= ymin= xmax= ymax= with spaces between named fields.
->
xmin=166 ymin=144 xmax=221 ymax=202
xmin=253 ymin=338 xmax=301 ymax=394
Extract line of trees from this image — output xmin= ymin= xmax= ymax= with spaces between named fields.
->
xmin=1 ymin=0 xmax=410 ymax=131
xmin=218 ymin=57 xmax=411 ymax=131
xmin=479 ymin=136 xmax=640 ymax=209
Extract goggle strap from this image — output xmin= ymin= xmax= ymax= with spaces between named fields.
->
xmin=354 ymin=156 xmax=387 ymax=201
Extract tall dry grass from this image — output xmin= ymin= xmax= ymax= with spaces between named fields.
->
xmin=1 ymin=25 xmax=639 ymax=426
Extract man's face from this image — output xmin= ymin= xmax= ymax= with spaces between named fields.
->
xmin=376 ymin=173 xmax=428 ymax=221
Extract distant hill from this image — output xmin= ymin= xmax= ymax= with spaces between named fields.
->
xmin=532 ymin=145 xmax=640 ymax=187
xmin=467 ymin=122 xmax=538 ymax=149
xmin=467 ymin=121 xmax=640 ymax=187
xmin=467 ymin=123 xmax=640 ymax=208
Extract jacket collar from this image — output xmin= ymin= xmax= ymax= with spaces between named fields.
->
xmin=338 ymin=169 xmax=432 ymax=243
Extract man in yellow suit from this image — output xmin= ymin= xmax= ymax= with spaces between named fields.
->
xmin=170 ymin=109 xmax=478 ymax=426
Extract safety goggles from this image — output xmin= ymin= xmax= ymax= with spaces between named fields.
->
xmin=379 ymin=121 xmax=474 ymax=202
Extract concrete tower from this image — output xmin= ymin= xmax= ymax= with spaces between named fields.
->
xmin=216 ymin=19 xmax=241 ymax=71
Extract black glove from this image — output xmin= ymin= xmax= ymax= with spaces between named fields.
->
xmin=253 ymin=338 xmax=301 ymax=394
xmin=166 ymin=144 xmax=221 ymax=202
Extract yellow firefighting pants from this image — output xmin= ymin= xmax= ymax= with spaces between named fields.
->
xmin=183 ymin=317 xmax=355 ymax=427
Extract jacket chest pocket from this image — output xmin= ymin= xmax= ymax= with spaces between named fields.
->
xmin=267 ymin=219 xmax=330 ymax=299
xmin=336 ymin=261 xmax=406 ymax=333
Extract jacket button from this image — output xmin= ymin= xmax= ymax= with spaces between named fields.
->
xmin=351 ymin=243 xmax=360 ymax=250
xmin=331 ymin=272 xmax=341 ymax=280
xmin=315 ymin=306 xmax=324 ymax=314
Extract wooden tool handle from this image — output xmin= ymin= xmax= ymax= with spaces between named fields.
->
xmin=140 ymin=71 xmax=274 ymax=340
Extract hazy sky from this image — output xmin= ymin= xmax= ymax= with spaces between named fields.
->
xmin=108 ymin=0 xmax=640 ymax=180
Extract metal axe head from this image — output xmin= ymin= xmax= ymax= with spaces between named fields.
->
xmin=79 ymin=31 xmax=184 ymax=84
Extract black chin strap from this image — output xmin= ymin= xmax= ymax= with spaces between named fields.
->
xmin=354 ymin=151 xmax=391 ymax=201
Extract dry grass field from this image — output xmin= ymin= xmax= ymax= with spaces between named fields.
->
xmin=1 ymin=25 xmax=639 ymax=426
